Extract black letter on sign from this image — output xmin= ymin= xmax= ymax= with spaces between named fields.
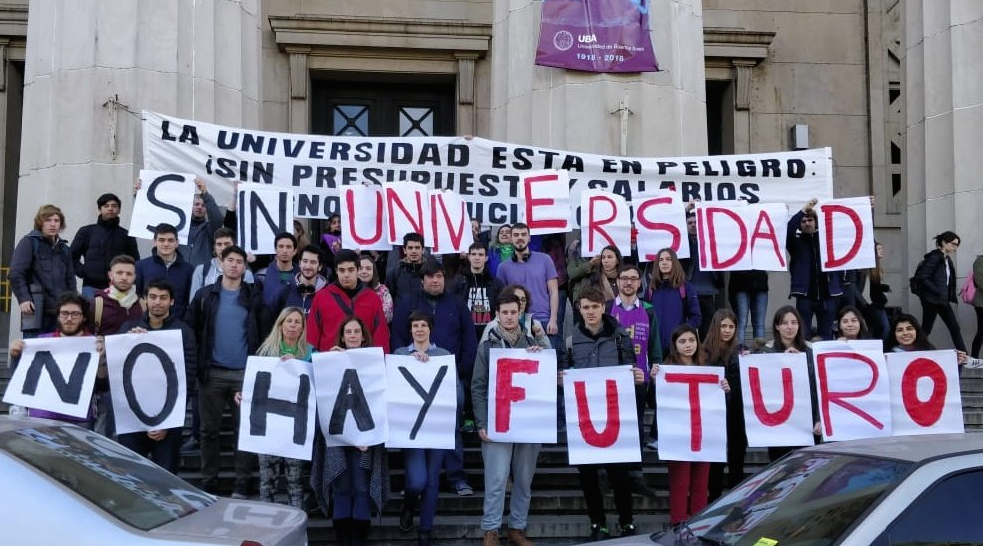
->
xmin=146 ymin=174 xmax=189 ymax=234
xmin=249 ymin=371 xmax=311 ymax=446
xmin=240 ymin=190 xmax=288 ymax=252
xmin=328 ymin=368 xmax=375 ymax=434
xmin=21 ymin=351 xmax=92 ymax=403
xmin=398 ymin=365 xmax=448 ymax=440
xmin=123 ymin=343 xmax=179 ymax=427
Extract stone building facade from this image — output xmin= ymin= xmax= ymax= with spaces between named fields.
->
xmin=0 ymin=0 xmax=979 ymax=347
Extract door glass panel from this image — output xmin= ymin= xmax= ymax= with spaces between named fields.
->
xmin=399 ymin=107 xmax=434 ymax=136
xmin=333 ymin=105 xmax=369 ymax=136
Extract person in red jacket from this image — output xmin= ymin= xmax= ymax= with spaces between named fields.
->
xmin=307 ymin=248 xmax=390 ymax=353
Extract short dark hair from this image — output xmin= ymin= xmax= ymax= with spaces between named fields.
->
xmin=578 ymin=286 xmax=607 ymax=306
xmin=403 ymin=232 xmax=425 ymax=246
xmin=334 ymin=249 xmax=359 ymax=269
xmin=408 ymin=310 xmax=434 ymax=330
xmin=421 ymin=258 xmax=444 ymax=277
xmin=468 ymin=242 xmax=487 ymax=253
xmin=934 ymin=231 xmax=960 ymax=248
xmin=299 ymin=244 xmax=323 ymax=264
xmin=57 ymin=292 xmax=89 ymax=317
xmin=495 ymin=291 xmax=521 ymax=312
xmin=618 ymin=264 xmax=642 ymax=278
xmin=221 ymin=245 xmax=247 ymax=262
xmin=154 ymin=223 xmax=178 ymax=238
xmin=213 ymin=227 xmax=236 ymax=241
xmin=275 ymin=232 xmax=297 ymax=248
xmin=108 ymin=254 xmax=136 ymax=269
xmin=511 ymin=222 xmax=529 ymax=233
xmin=147 ymin=279 xmax=175 ymax=299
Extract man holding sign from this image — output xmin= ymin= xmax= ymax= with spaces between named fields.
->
xmin=471 ymin=292 xmax=551 ymax=546
xmin=787 ymin=199 xmax=843 ymax=339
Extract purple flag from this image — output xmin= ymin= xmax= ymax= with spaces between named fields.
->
xmin=536 ymin=0 xmax=659 ymax=73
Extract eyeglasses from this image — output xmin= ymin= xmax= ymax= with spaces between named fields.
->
xmin=618 ymin=276 xmax=640 ymax=282
xmin=59 ymin=311 xmax=83 ymax=319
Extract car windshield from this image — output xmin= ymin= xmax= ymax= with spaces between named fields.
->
xmin=657 ymin=451 xmax=913 ymax=546
xmin=0 ymin=424 xmax=215 ymax=531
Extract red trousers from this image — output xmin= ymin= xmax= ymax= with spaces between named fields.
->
xmin=667 ymin=461 xmax=709 ymax=525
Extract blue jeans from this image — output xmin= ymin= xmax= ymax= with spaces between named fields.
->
xmin=404 ymin=448 xmax=447 ymax=531
xmin=795 ymin=297 xmax=838 ymax=340
xmin=480 ymin=441 xmax=541 ymax=530
xmin=734 ymin=291 xmax=768 ymax=343
xmin=117 ymin=427 xmax=183 ymax=473
xmin=332 ymin=447 xmax=372 ymax=520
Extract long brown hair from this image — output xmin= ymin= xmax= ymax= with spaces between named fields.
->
xmin=651 ymin=248 xmax=686 ymax=289
xmin=335 ymin=316 xmax=373 ymax=349
xmin=703 ymin=309 xmax=739 ymax=365
xmin=665 ymin=324 xmax=705 ymax=365
xmin=869 ymin=241 xmax=884 ymax=284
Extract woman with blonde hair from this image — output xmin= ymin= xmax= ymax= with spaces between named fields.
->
xmin=9 ymin=204 xmax=75 ymax=336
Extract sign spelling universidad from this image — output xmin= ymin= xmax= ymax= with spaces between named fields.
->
xmin=3 ymin=336 xmax=99 ymax=419
xmin=487 ymin=348 xmax=558 ymax=444
xmin=142 ymin=111 xmax=834 ymax=224
xmin=633 ymin=190 xmax=690 ymax=261
xmin=654 ymin=365 xmax=727 ymax=462
xmin=580 ymin=189 xmax=632 ymax=258
xmin=816 ymin=196 xmax=876 ymax=271
xmin=694 ymin=203 xmax=790 ymax=272
xmin=104 ymin=330 xmax=187 ymax=435
xmin=535 ymin=0 xmax=659 ymax=73
xmin=238 ymin=356 xmax=317 ymax=460
xmin=385 ymin=354 xmax=459 ymax=449
xmin=130 ymin=170 xmax=196 ymax=244
xmin=312 ymin=348 xmax=389 ymax=447
xmin=563 ymin=366 xmax=640 ymax=465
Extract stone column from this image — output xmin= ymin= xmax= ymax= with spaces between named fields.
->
xmin=489 ymin=0 xmax=707 ymax=156
xmin=15 ymin=0 xmax=262 ymax=245
xmin=902 ymin=2 xmax=983 ymax=341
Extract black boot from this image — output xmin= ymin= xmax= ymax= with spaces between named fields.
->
xmin=400 ymin=495 xmax=417 ymax=532
xmin=351 ymin=519 xmax=370 ymax=546
xmin=418 ymin=530 xmax=433 ymax=546
xmin=333 ymin=518 xmax=353 ymax=546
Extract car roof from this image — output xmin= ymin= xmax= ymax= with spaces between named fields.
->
xmin=0 ymin=415 xmax=68 ymax=433
xmin=800 ymin=432 xmax=983 ymax=462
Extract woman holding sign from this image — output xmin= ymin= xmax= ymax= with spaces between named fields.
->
xmin=311 ymin=316 xmax=390 ymax=546
xmin=835 ymin=306 xmax=872 ymax=341
xmin=394 ymin=311 xmax=452 ymax=545
xmin=758 ymin=306 xmax=821 ymax=461
xmin=649 ymin=324 xmax=729 ymax=529
xmin=703 ymin=310 xmax=747 ymax=502
xmin=884 ymin=313 xmax=935 ymax=352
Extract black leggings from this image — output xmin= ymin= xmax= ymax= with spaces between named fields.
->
xmin=922 ymin=301 xmax=966 ymax=352
xmin=973 ymin=306 xmax=983 ymax=358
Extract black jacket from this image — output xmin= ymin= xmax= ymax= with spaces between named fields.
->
xmin=185 ymin=278 xmax=268 ymax=382
xmin=70 ymin=216 xmax=140 ymax=289
xmin=567 ymin=314 xmax=636 ymax=370
xmin=386 ymin=260 xmax=424 ymax=304
xmin=121 ymin=313 xmax=198 ymax=388
xmin=914 ymin=248 xmax=957 ymax=304
xmin=8 ymin=230 xmax=76 ymax=318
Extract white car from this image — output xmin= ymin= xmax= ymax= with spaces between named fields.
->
xmin=0 ymin=416 xmax=307 ymax=545
xmin=601 ymin=433 xmax=983 ymax=545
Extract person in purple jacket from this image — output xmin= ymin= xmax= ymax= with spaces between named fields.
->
xmin=645 ymin=248 xmax=701 ymax=356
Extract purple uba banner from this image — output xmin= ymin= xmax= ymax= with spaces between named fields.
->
xmin=536 ymin=0 xmax=659 ymax=73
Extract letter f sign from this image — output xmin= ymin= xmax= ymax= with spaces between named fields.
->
xmin=494 ymin=358 xmax=539 ymax=433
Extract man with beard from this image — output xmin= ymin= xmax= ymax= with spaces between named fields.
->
xmin=455 ymin=242 xmax=504 ymax=340
xmin=307 ymin=249 xmax=390 ymax=353
xmin=257 ymin=233 xmax=299 ymax=308
xmin=386 ymin=232 xmax=427 ymax=305
xmin=135 ymin=223 xmax=195 ymax=320
xmin=180 ymin=178 xmax=225 ymax=269
xmin=117 ymin=279 xmax=197 ymax=473
xmin=70 ymin=193 xmax=140 ymax=299
xmin=276 ymin=245 xmax=328 ymax=317
xmin=495 ymin=223 xmax=561 ymax=359
xmin=787 ymin=198 xmax=844 ymax=339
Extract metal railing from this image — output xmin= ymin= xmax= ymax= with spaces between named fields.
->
xmin=0 ymin=267 xmax=10 ymax=312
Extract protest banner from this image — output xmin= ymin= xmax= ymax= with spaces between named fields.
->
xmin=632 ymin=190 xmax=689 ymax=261
xmin=487 ymin=348 xmax=558 ymax=443
xmin=886 ymin=350 xmax=964 ymax=436
xmin=340 ymin=184 xmax=391 ymax=251
xmin=430 ymin=191 xmax=475 ymax=254
xmin=383 ymin=182 xmax=431 ymax=245
xmin=522 ymin=170 xmax=572 ymax=234
xmin=813 ymin=343 xmax=892 ymax=442
xmin=694 ymin=203 xmax=788 ymax=271
xmin=238 ymin=356 xmax=317 ymax=460
xmin=385 ymin=354 xmax=458 ymax=449
xmin=130 ymin=170 xmax=196 ymax=243
xmin=104 ymin=330 xmax=187 ymax=435
xmin=580 ymin=189 xmax=632 ymax=257
xmin=563 ymin=366 xmax=640 ymax=465
xmin=237 ymin=184 xmax=295 ymax=255
xmin=142 ymin=111 xmax=834 ymax=225
xmin=654 ymin=365 xmax=727 ymax=462
xmin=817 ymin=196 xmax=875 ymax=271
xmin=535 ymin=0 xmax=658 ymax=73
xmin=739 ymin=353 xmax=816 ymax=448
xmin=3 ymin=336 xmax=99 ymax=419
xmin=311 ymin=347 xmax=389 ymax=447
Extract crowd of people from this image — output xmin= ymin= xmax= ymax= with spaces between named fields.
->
xmin=7 ymin=188 xmax=983 ymax=545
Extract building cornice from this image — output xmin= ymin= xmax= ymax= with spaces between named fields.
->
xmin=269 ymin=15 xmax=491 ymax=54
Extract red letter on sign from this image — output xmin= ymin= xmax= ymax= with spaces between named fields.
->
xmin=386 ymin=187 xmax=425 ymax=243
xmin=574 ymin=379 xmax=620 ymax=448
xmin=587 ymin=195 xmax=618 ymax=254
xmin=749 ymin=209 xmax=786 ymax=268
xmin=523 ymin=174 xmax=567 ymax=232
xmin=664 ymin=372 xmax=720 ymax=451
xmin=748 ymin=366 xmax=794 ymax=426
xmin=635 ymin=197 xmax=682 ymax=261
xmin=817 ymin=352 xmax=885 ymax=436
xmin=346 ymin=189 xmax=384 ymax=246
xmin=429 ymin=193 xmax=467 ymax=254
xmin=706 ymin=207 xmax=748 ymax=269
xmin=822 ymin=205 xmax=863 ymax=269
xmin=901 ymin=357 xmax=947 ymax=427
xmin=494 ymin=358 xmax=539 ymax=433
